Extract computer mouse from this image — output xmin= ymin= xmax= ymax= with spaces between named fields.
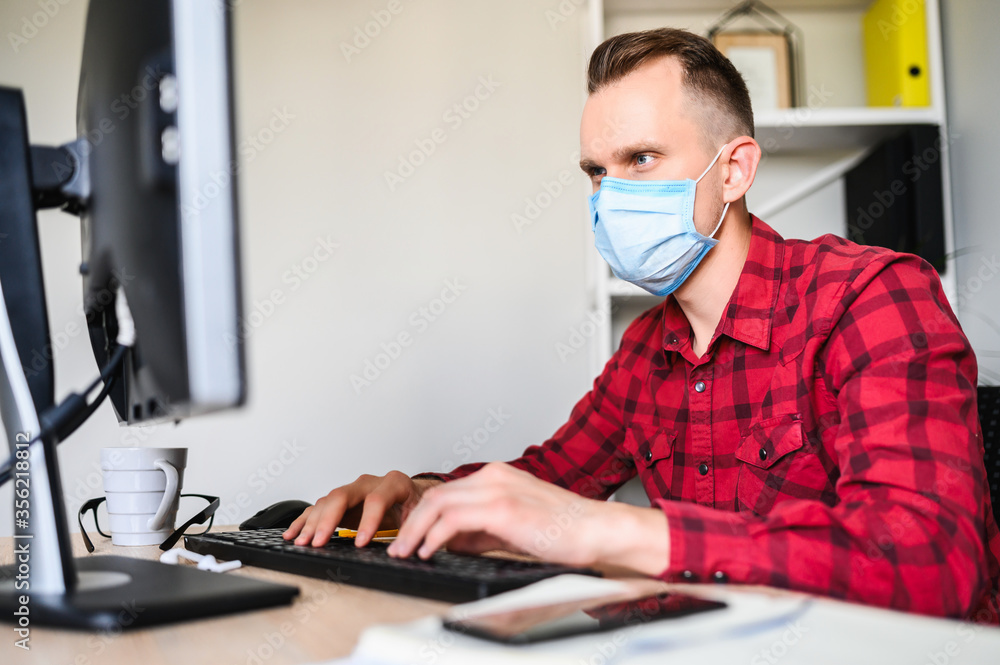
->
xmin=239 ymin=499 xmax=312 ymax=531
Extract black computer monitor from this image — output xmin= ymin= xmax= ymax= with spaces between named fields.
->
xmin=0 ymin=0 xmax=297 ymax=629
xmin=79 ymin=0 xmax=245 ymax=423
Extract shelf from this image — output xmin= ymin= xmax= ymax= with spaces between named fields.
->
xmin=605 ymin=0 xmax=876 ymax=10
xmin=754 ymin=106 xmax=942 ymax=153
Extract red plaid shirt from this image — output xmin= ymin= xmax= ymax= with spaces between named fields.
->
xmin=424 ymin=216 xmax=1000 ymax=622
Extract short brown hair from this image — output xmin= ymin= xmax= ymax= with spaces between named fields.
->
xmin=587 ymin=28 xmax=754 ymax=147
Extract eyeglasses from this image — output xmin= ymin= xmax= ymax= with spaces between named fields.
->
xmin=78 ymin=493 xmax=219 ymax=553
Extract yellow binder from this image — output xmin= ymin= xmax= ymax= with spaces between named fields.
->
xmin=863 ymin=0 xmax=931 ymax=107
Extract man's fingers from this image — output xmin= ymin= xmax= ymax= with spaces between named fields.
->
xmin=416 ymin=505 xmax=483 ymax=559
xmin=389 ymin=483 xmax=487 ymax=558
xmin=355 ymin=475 xmax=417 ymax=545
xmin=309 ymin=501 xmax=343 ymax=547
xmin=295 ymin=491 xmax=349 ymax=546
xmin=387 ymin=496 xmax=441 ymax=557
xmin=355 ymin=491 xmax=391 ymax=547
xmin=288 ymin=472 xmax=422 ymax=548
xmin=293 ymin=503 xmax=324 ymax=545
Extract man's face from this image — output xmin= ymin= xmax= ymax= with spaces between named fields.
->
xmin=580 ymin=56 xmax=725 ymax=237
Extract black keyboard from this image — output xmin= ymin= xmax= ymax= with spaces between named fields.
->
xmin=184 ymin=529 xmax=600 ymax=603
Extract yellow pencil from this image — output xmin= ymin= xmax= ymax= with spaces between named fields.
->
xmin=335 ymin=528 xmax=398 ymax=539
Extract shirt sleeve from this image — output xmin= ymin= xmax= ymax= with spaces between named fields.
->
xmin=414 ymin=351 xmax=636 ymax=501
xmin=655 ymin=255 xmax=993 ymax=619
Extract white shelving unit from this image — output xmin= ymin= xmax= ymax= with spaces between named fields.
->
xmin=586 ymin=0 xmax=956 ymax=377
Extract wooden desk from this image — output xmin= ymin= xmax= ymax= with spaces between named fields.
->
xmin=6 ymin=531 xmax=1000 ymax=665
xmin=2 ymin=530 xmax=449 ymax=663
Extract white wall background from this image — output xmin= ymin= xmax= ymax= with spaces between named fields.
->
xmin=941 ymin=0 xmax=1000 ymax=384
xmin=0 ymin=0 xmax=598 ymax=536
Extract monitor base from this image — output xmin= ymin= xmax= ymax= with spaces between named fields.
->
xmin=0 ymin=555 xmax=299 ymax=631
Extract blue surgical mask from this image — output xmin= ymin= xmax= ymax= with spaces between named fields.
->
xmin=589 ymin=146 xmax=730 ymax=297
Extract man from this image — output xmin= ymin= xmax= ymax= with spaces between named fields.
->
xmin=286 ymin=28 xmax=1000 ymax=622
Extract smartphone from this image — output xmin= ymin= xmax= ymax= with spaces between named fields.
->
xmin=442 ymin=584 xmax=726 ymax=645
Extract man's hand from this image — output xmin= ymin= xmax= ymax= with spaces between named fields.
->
xmin=283 ymin=471 xmax=441 ymax=547
xmin=386 ymin=463 xmax=670 ymax=575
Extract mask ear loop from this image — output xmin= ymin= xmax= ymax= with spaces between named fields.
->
xmin=708 ymin=202 xmax=731 ymax=239
xmin=695 ymin=145 xmax=727 ymax=183
xmin=695 ymin=144 xmax=730 ymax=240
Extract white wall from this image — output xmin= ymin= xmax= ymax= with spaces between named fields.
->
xmin=0 ymin=0 xmax=597 ymax=536
xmin=941 ymin=0 xmax=1000 ymax=385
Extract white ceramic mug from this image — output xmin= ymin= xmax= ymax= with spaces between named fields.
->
xmin=100 ymin=447 xmax=187 ymax=546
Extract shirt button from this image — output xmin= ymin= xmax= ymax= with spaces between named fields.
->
xmin=759 ymin=448 xmax=768 ymax=461
xmin=712 ymin=571 xmax=729 ymax=584
xmin=680 ymin=570 xmax=696 ymax=581
xmin=669 ymin=335 xmax=679 ymax=345
xmin=644 ymin=450 xmax=653 ymax=462
xmin=698 ymin=463 xmax=709 ymax=475
xmin=694 ymin=381 xmax=706 ymax=393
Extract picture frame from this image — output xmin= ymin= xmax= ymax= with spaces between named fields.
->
xmin=713 ymin=31 xmax=793 ymax=111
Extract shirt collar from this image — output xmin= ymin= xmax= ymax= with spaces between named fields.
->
xmin=661 ymin=215 xmax=785 ymax=354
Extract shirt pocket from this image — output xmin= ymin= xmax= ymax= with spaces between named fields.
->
xmin=623 ymin=423 xmax=676 ymax=501
xmin=735 ymin=414 xmax=806 ymax=515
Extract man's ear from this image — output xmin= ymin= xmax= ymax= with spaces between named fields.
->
xmin=721 ymin=136 xmax=761 ymax=204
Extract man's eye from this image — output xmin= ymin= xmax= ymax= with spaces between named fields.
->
xmin=635 ymin=154 xmax=653 ymax=166
xmin=589 ymin=167 xmax=606 ymax=178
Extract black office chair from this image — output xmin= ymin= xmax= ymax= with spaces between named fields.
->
xmin=978 ymin=386 xmax=1000 ymax=523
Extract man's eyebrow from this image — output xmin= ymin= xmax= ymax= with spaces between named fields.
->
xmin=579 ymin=142 xmax=668 ymax=173
xmin=611 ymin=142 xmax=666 ymax=162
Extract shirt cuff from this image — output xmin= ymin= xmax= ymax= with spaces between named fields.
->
xmin=653 ymin=498 xmax=762 ymax=586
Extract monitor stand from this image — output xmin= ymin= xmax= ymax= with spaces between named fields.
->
xmin=0 ymin=86 xmax=298 ymax=631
